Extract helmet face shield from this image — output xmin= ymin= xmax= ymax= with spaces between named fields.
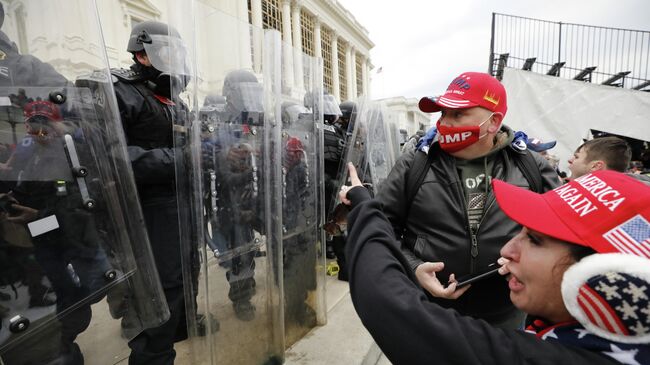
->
xmin=323 ymin=94 xmax=342 ymax=116
xmin=283 ymin=104 xmax=309 ymax=124
xmin=227 ymin=82 xmax=264 ymax=113
xmin=143 ymin=35 xmax=192 ymax=75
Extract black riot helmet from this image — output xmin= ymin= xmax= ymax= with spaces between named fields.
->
xmin=323 ymin=93 xmax=342 ymax=124
xmin=127 ymin=21 xmax=180 ymax=53
xmin=339 ymin=100 xmax=356 ymax=129
xmin=339 ymin=101 xmax=356 ymax=121
xmin=304 ymin=90 xmax=342 ymax=124
xmin=222 ymin=69 xmax=264 ymax=124
xmin=281 ymin=101 xmax=310 ymax=126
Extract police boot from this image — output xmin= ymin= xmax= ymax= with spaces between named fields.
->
xmin=196 ymin=313 xmax=220 ymax=335
xmin=233 ymin=301 xmax=256 ymax=321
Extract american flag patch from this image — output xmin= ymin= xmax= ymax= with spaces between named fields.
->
xmin=602 ymin=215 xmax=650 ymax=258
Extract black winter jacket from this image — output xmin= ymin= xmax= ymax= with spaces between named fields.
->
xmin=376 ymin=126 xmax=560 ymax=321
xmin=345 ymin=187 xmax=619 ymax=365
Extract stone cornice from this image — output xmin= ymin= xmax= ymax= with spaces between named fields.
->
xmin=302 ymin=0 xmax=374 ymax=55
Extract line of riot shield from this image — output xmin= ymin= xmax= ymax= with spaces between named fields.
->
xmin=278 ymin=40 xmax=326 ymax=347
xmin=175 ymin=6 xmax=284 ymax=365
xmin=0 ymin=1 xmax=168 ymax=364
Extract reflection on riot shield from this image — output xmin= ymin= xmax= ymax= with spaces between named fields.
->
xmin=176 ymin=8 xmax=285 ymax=364
xmin=279 ymin=99 xmax=321 ymax=346
xmin=0 ymin=1 xmax=168 ymax=364
xmin=0 ymin=85 xmax=166 ymax=363
xmin=366 ymin=105 xmax=397 ymax=192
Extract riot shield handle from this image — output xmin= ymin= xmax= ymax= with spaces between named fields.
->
xmin=64 ymin=134 xmax=96 ymax=210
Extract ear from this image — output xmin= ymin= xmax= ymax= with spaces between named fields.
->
xmin=134 ymin=51 xmax=150 ymax=65
xmin=590 ymin=160 xmax=606 ymax=171
xmin=487 ymin=112 xmax=503 ymax=134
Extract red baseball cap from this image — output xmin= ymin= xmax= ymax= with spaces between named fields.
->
xmin=24 ymin=100 xmax=62 ymax=121
xmin=493 ymin=170 xmax=650 ymax=258
xmin=419 ymin=72 xmax=507 ymax=116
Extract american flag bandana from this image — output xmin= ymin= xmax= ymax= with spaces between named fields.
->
xmin=527 ymin=320 xmax=650 ymax=364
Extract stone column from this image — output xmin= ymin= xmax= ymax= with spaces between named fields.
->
xmin=314 ymin=17 xmax=321 ymax=64
xmin=281 ymin=0 xmax=294 ymax=90
xmin=350 ymin=49 xmax=357 ymax=97
xmin=361 ymin=56 xmax=368 ymax=96
xmin=291 ymin=1 xmax=304 ymax=91
xmin=331 ymin=32 xmax=340 ymax=100
xmin=238 ymin=0 xmax=253 ymax=70
xmin=251 ymin=0 xmax=263 ymax=73
xmin=345 ymin=44 xmax=354 ymax=100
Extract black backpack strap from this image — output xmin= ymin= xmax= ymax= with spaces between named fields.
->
xmin=403 ymin=149 xmax=435 ymax=226
xmin=510 ymin=149 xmax=544 ymax=193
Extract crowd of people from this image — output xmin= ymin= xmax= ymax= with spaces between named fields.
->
xmin=1 ymin=1 xmax=649 ymax=364
xmin=339 ymin=71 xmax=650 ymax=365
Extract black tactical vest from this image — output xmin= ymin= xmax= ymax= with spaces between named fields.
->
xmin=111 ymin=69 xmax=174 ymax=150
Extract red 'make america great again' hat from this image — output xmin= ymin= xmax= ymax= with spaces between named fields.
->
xmin=419 ymin=72 xmax=508 ymax=116
xmin=493 ymin=170 xmax=650 ymax=258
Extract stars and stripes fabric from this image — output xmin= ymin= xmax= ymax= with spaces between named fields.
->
xmin=577 ymin=272 xmax=650 ymax=340
xmin=527 ymin=320 xmax=650 ymax=365
xmin=603 ymin=215 xmax=650 ymax=259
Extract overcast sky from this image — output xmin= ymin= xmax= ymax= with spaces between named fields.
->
xmin=337 ymin=0 xmax=650 ymax=100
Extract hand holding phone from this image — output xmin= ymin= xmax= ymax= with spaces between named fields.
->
xmin=452 ymin=263 xmax=500 ymax=290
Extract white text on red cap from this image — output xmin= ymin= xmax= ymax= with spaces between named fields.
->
xmin=553 ymin=174 xmax=626 ymax=217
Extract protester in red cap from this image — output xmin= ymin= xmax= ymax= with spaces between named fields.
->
xmin=23 ymin=100 xmax=65 ymax=142
xmin=340 ymin=162 xmax=650 ymax=365
xmin=376 ymin=72 xmax=559 ymax=329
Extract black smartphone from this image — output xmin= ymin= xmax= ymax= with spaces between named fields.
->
xmin=454 ymin=263 xmax=500 ymax=289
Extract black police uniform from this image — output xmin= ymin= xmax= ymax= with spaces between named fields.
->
xmin=111 ymin=64 xmax=188 ymax=365
xmin=323 ymin=118 xmax=349 ymax=279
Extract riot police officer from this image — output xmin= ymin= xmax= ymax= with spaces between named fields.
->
xmin=320 ymin=94 xmax=348 ymax=279
xmin=214 ymin=69 xmax=264 ymax=321
xmin=338 ymin=100 xmax=356 ymax=137
xmin=111 ymin=21 xmax=192 ymax=365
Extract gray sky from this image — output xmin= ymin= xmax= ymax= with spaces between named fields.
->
xmin=337 ymin=0 xmax=650 ymax=100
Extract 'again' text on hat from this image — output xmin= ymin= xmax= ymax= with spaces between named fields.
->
xmin=553 ymin=174 xmax=626 ymax=217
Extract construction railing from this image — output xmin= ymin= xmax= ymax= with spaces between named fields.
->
xmin=488 ymin=13 xmax=650 ymax=91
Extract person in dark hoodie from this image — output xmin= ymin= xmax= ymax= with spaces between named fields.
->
xmin=376 ymin=71 xmax=560 ymax=329
xmin=341 ymin=163 xmax=650 ymax=365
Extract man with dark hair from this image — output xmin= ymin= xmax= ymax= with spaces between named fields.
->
xmin=568 ymin=136 xmax=632 ymax=179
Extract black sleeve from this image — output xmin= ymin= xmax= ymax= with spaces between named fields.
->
xmin=22 ymin=54 xmax=70 ymax=87
xmin=127 ymin=145 xmax=176 ymax=184
xmin=532 ymin=150 xmax=562 ymax=192
xmin=375 ymin=149 xmax=425 ymax=271
xmin=344 ymin=188 xmax=617 ymax=365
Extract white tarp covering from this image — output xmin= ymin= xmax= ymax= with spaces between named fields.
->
xmin=501 ymin=67 xmax=650 ymax=172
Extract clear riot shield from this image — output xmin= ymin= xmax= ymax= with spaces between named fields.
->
xmin=277 ymin=42 xmax=326 ymax=346
xmin=385 ymin=109 xmax=403 ymax=160
xmin=0 ymin=1 xmax=168 ymax=364
xmin=176 ymin=6 xmax=284 ymax=365
xmin=362 ymin=102 xmax=397 ymax=195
